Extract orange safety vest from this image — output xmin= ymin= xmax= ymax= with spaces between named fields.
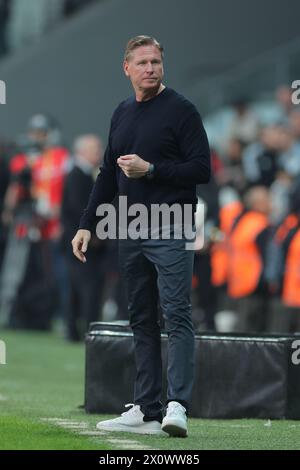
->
xmin=9 ymin=147 xmax=69 ymax=239
xmin=275 ymin=214 xmax=299 ymax=244
xmin=227 ymin=211 xmax=269 ymax=298
xmin=282 ymin=228 xmax=300 ymax=307
xmin=211 ymin=200 xmax=243 ymax=287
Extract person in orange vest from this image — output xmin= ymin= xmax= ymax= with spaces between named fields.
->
xmin=281 ymin=225 xmax=300 ymax=332
xmin=211 ymin=198 xmax=244 ymax=289
xmin=1 ymin=114 xmax=69 ymax=329
xmin=4 ymin=114 xmax=69 ymax=237
xmin=266 ymin=183 xmax=300 ymax=332
xmin=209 ymin=197 xmax=244 ymax=330
xmin=227 ymin=186 xmax=272 ymax=332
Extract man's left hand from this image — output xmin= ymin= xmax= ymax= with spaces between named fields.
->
xmin=117 ymin=154 xmax=149 ymax=179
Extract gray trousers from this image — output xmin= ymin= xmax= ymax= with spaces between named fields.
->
xmin=119 ymin=232 xmax=195 ymax=419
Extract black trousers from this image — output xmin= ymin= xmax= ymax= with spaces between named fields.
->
xmin=119 ymin=231 xmax=195 ymax=419
xmin=66 ymin=252 xmax=105 ymax=340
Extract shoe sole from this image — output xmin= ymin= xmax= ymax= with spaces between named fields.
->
xmin=161 ymin=422 xmax=187 ymax=438
xmin=96 ymin=423 xmax=166 ymax=436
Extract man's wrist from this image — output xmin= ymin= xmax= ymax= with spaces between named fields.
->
xmin=145 ymin=163 xmax=155 ymax=179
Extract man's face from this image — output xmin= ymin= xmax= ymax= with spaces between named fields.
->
xmin=28 ymin=129 xmax=48 ymax=146
xmin=123 ymin=45 xmax=164 ymax=93
xmin=80 ymin=137 xmax=103 ymax=167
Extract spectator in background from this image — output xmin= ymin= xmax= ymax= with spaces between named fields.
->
xmin=242 ymin=126 xmax=280 ymax=187
xmin=193 ymin=85 xmax=300 ymax=334
xmin=227 ymin=186 xmax=272 ymax=332
xmin=275 ymin=85 xmax=294 ymax=124
xmin=278 ymin=125 xmax=300 ymax=178
xmin=219 ymin=138 xmax=247 ymax=195
xmin=192 ymin=174 xmax=220 ymax=331
xmin=289 ymin=108 xmax=300 ymax=144
xmin=0 ymin=138 xmax=11 ymax=268
xmin=61 ymin=134 xmax=109 ymax=341
xmin=227 ymin=98 xmax=259 ymax=146
xmin=28 ymin=114 xmax=70 ymax=327
xmin=266 ymin=183 xmax=300 ymax=333
xmin=0 ymin=139 xmax=11 ymax=215
xmin=0 ymin=114 xmax=69 ymax=330
xmin=269 ymin=170 xmax=293 ymax=224
xmin=210 ymin=196 xmax=243 ymax=323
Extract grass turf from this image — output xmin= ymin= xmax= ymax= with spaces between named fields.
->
xmin=0 ymin=329 xmax=300 ymax=450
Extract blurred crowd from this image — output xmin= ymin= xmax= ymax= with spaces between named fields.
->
xmin=194 ymin=85 xmax=300 ymax=334
xmin=0 ymin=0 xmax=97 ymax=57
xmin=0 ymin=84 xmax=300 ymax=339
xmin=0 ymin=115 xmax=126 ymax=341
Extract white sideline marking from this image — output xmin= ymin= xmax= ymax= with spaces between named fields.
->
xmin=79 ymin=431 xmax=106 ymax=436
xmin=196 ymin=421 xmax=275 ymax=429
xmin=40 ymin=417 xmax=154 ymax=450
xmin=264 ymin=420 xmax=272 ymax=427
xmin=41 ymin=418 xmax=87 ymax=427
xmin=41 ymin=418 xmax=77 ymax=423
xmin=196 ymin=423 xmax=253 ymax=429
xmin=106 ymin=438 xmax=153 ymax=450
xmin=40 ymin=418 xmax=88 ymax=429
xmin=58 ymin=423 xmax=88 ymax=429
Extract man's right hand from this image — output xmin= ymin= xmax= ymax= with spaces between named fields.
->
xmin=71 ymin=229 xmax=91 ymax=263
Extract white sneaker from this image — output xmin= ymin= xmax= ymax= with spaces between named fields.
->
xmin=161 ymin=401 xmax=188 ymax=437
xmin=96 ymin=404 xmax=166 ymax=435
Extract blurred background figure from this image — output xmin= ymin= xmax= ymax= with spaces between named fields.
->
xmin=266 ymin=181 xmax=300 ymax=333
xmin=242 ymin=126 xmax=281 ymax=188
xmin=0 ymin=113 xmax=69 ymax=330
xmin=225 ymin=186 xmax=272 ymax=332
xmin=0 ymin=138 xmax=12 ymax=269
xmin=61 ymin=135 xmax=109 ymax=341
xmin=275 ymin=85 xmax=294 ymax=124
xmin=280 ymin=181 xmax=300 ymax=331
xmin=209 ymin=195 xmax=243 ymax=332
xmin=192 ymin=173 xmax=220 ymax=331
xmin=219 ymin=138 xmax=247 ymax=195
xmin=289 ymin=109 xmax=300 ymax=144
xmin=227 ymin=98 xmax=260 ymax=146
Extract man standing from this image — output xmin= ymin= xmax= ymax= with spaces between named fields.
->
xmin=62 ymin=135 xmax=108 ymax=341
xmin=72 ymin=36 xmax=210 ymax=437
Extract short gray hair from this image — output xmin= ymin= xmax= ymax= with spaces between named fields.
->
xmin=124 ymin=35 xmax=164 ymax=62
xmin=73 ymin=134 xmax=100 ymax=155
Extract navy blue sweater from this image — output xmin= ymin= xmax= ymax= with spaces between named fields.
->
xmin=79 ymin=87 xmax=210 ymax=231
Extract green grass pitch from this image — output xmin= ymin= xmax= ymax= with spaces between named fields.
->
xmin=0 ymin=329 xmax=300 ymax=450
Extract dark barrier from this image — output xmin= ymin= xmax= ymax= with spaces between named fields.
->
xmin=85 ymin=322 xmax=300 ymax=419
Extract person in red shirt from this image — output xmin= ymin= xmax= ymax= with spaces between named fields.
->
xmin=1 ymin=114 xmax=69 ymax=328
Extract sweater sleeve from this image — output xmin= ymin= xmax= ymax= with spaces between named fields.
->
xmin=154 ymin=109 xmax=211 ymax=188
xmin=79 ymin=126 xmax=118 ymax=231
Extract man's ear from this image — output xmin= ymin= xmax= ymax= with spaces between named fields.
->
xmin=123 ymin=61 xmax=129 ymax=77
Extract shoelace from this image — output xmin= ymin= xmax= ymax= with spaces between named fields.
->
xmin=167 ymin=402 xmax=186 ymax=417
xmin=121 ymin=403 xmax=140 ymax=417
